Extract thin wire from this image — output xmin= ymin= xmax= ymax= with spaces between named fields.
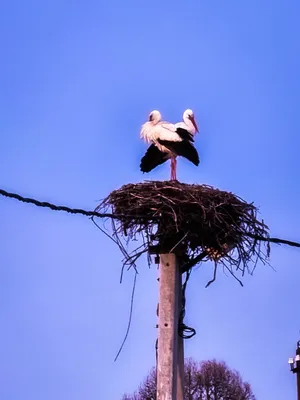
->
xmin=114 ymin=271 xmax=137 ymax=362
xmin=178 ymin=269 xmax=196 ymax=339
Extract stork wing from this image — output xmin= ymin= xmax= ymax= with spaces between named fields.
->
xmin=159 ymin=123 xmax=194 ymax=142
xmin=152 ymin=122 xmax=182 ymax=142
xmin=156 ymin=139 xmax=200 ymax=166
xmin=176 ymin=128 xmax=194 ymax=142
xmin=140 ymin=144 xmax=171 ymax=173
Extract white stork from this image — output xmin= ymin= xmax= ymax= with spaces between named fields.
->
xmin=140 ymin=109 xmax=162 ymax=139
xmin=139 ymin=109 xmax=172 ymax=174
xmin=140 ymin=109 xmax=199 ymax=180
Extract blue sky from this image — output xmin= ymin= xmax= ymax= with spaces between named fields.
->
xmin=1 ymin=0 xmax=300 ymax=399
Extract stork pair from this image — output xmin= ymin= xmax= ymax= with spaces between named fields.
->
xmin=140 ymin=109 xmax=200 ymax=180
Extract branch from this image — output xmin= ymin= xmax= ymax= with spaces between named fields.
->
xmin=247 ymin=233 xmax=300 ymax=248
xmin=205 ymin=262 xmax=218 ymax=288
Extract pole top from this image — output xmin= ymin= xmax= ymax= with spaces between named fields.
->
xmin=296 ymin=340 xmax=300 ymax=356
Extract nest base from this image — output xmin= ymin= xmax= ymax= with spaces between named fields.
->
xmin=96 ymin=180 xmax=269 ymax=274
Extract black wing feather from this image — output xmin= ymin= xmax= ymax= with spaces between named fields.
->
xmin=176 ymin=128 xmax=194 ymax=142
xmin=156 ymin=139 xmax=200 ymax=166
xmin=140 ymin=144 xmax=170 ymax=173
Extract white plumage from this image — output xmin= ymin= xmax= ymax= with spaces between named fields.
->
xmin=141 ymin=111 xmax=181 ymax=154
xmin=140 ymin=110 xmax=162 ymax=141
xmin=175 ymin=109 xmax=199 ymax=136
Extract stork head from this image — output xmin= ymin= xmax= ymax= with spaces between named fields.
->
xmin=148 ymin=110 xmax=162 ymax=124
xmin=183 ymin=109 xmax=199 ymax=133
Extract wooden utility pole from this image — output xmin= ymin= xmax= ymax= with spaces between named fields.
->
xmin=177 ymin=271 xmax=184 ymax=400
xmin=295 ymin=342 xmax=300 ymax=400
xmin=288 ymin=341 xmax=300 ymax=400
xmin=156 ymin=253 xmax=183 ymax=400
xmin=298 ymin=373 xmax=300 ymax=400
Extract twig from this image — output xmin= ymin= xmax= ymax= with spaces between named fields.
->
xmin=205 ymin=262 xmax=218 ymax=288
xmin=248 ymin=233 xmax=300 ymax=248
xmin=182 ymin=251 xmax=208 ymax=272
xmin=91 ymin=217 xmax=119 ymax=246
xmin=224 ymin=265 xmax=244 ymax=287
xmin=169 ymin=231 xmax=189 ymax=253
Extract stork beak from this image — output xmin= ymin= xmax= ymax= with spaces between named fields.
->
xmin=190 ymin=116 xmax=199 ymax=133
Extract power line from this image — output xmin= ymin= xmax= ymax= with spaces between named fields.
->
xmin=114 ymin=271 xmax=138 ymax=362
xmin=0 ymin=188 xmax=153 ymax=220
xmin=1 ymin=187 xmax=300 ymax=250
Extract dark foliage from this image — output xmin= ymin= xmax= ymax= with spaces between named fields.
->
xmin=122 ymin=358 xmax=256 ymax=400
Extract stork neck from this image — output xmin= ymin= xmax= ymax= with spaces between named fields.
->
xmin=183 ymin=117 xmax=196 ymax=134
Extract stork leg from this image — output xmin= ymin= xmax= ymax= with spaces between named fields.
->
xmin=170 ymin=158 xmax=175 ymax=180
xmin=174 ymin=158 xmax=177 ymax=180
xmin=170 ymin=157 xmax=177 ymax=181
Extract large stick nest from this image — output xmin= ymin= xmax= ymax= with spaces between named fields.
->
xmin=95 ymin=181 xmax=270 ymax=282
